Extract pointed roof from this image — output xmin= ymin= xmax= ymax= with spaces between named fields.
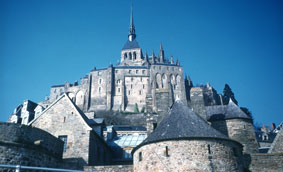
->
xmin=122 ymin=39 xmax=140 ymax=50
xmin=129 ymin=4 xmax=135 ymax=37
xmin=206 ymin=99 xmax=251 ymax=121
xmin=141 ymin=101 xmax=229 ymax=145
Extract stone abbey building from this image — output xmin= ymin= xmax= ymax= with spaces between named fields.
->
xmin=3 ymin=7 xmax=283 ymax=172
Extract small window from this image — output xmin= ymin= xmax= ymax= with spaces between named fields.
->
xmin=63 ymin=117 xmax=66 ymax=123
xmin=115 ymin=70 xmax=118 ymax=73
xmin=159 ymin=66 xmax=161 ymax=70
xmin=136 ymin=70 xmax=139 ymax=74
xmin=153 ymin=123 xmax=157 ymax=130
xmin=143 ymin=84 xmax=145 ymax=89
xmin=58 ymin=135 xmax=68 ymax=152
xmin=140 ymin=77 xmax=143 ymax=81
xmin=124 ymin=53 xmax=127 ymax=59
xmin=139 ymin=152 xmax=142 ymax=161
xmin=129 ymin=70 xmax=132 ymax=74
xmin=99 ymin=87 xmax=101 ymax=93
xmin=117 ymin=79 xmax=121 ymax=84
xmin=128 ymin=90 xmax=131 ymax=95
xmin=54 ymin=89 xmax=56 ymax=93
xmin=165 ymin=146 xmax=169 ymax=157
xmin=131 ymin=84 xmax=133 ymax=89
xmin=99 ymin=79 xmax=102 ymax=84
xmin=133 ymin=52 xmax=136 ymax=60
xmin=139 ymin=90 xmax=142 ymax=95
xmin=98 ymin=71 xmax=102 ymax=76
xmin=118 ymin=88 xmax=120 ymax=93
xmin=233 ymin=147 xmax=238 ymax=157
xmin=142 ymin=70 xmax=145 ymax=74
xmin=131 ymin=77 xmax=134 ymax=82
xmin=208 ymin=144 xmax=211 ymax=154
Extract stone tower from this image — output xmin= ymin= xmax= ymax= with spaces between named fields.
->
xmin=207 ymin=99 xmax=259 ymax=154
xmin=132 ymin=101 xmax=244 ymax=172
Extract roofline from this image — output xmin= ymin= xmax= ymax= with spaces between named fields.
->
xmin=132 ymin=136 xmax=243 ymax=154
xmin=208 ymin=117 xmax=252 ymax=122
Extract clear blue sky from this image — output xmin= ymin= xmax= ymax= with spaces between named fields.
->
xmin=0 ymin=0 xmax=282 ymax=127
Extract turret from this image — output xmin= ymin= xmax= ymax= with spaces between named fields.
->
xmin=159 ymin=43 xmax=164 ymax=63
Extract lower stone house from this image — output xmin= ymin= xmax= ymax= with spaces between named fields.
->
xmin=29 ymin=93 xmax=113 ymax=169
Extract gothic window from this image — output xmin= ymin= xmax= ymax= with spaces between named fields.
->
xmin=58 ymin=136 xmax=68 ymax=152
xmin=129 ymin=52 xmax=132 ymax=60
xmin=99 ymin=79 xmax=102 ymax=84
xmin=124 ymin=53 xmax=127 ymax=59
xmin=99 ymin=87 xmax=101 ymax=93
xmin=133 ymin=52 xmax=136 ymax=60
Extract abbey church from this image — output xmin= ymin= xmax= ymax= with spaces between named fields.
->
xmin=2 ymin=6 xmax=283 ymax=172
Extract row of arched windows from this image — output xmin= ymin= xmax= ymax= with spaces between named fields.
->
xmin=155 ymin=73 xmax=181 ymax=89
xmin=124 ymin=51 xmax=137 ymax=60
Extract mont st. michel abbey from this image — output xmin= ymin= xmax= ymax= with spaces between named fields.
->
xmin=1 ymin=7 xmax=283 ymax=172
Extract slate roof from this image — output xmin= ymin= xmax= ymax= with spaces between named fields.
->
xmin=138 ymin=101 xmax=229 ymax=147
xmin=122 ymin=39 xmax=140 ymax=50
xmin=206 ymin=99 xmax=251 ymax=121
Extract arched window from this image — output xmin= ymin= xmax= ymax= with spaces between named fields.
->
xmin=139 ymin=152 xmax=142 ymax=161
xmin=133 ymin=52 xmax=136 ymax=60
xmin=124 ymin=53 xmax=127 ymax=59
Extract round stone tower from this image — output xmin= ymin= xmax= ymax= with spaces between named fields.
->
xmin=132 ymin=101 xmax=244 ymax=172
xmin=207 ymin=99 xmax=259 ymax=154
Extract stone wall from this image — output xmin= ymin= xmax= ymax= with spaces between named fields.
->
xmin=248 ymin=153 xmax=283 ymax=172
xmin=225 ymin=119 xmax=259 ymax=154
xmin=0 ymin=122 xmax=63 ymax=169
xmin=190 ymin=87 xmax=207 ymax=120
xmin=84 ymin=165 xmax=133 ymax=172
xmin=133 ymin=139 xmax=244 ymax=172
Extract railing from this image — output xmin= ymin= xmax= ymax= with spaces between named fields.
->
xmin=0 ymin=164 xmax=93 ymax=172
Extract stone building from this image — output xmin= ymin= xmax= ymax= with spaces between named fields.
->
xmin=29 ymin=93 xmax=112 ymax=168
xmin=42 ymin=7 xmax=187 ymax=115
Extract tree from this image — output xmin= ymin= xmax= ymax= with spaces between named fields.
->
xmin=223 ymin=84 xmax=238 ymax=105
xmin=240 ymin=107 xmax=253 ymax=123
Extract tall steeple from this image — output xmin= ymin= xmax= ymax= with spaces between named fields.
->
xmin=159 ymin=43 xmax=164 ymax=63
xmin=128 ymin=4 xmax=136 ymax=41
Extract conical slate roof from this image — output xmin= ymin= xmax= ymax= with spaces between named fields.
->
xmin=142 ymin=101 xmax=229 ymax=145
xmin=206 ymin=99 xmax=251 ymax=121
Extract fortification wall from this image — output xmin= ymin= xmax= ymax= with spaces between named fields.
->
xmin=0 ymin=122 xmax=63 ymax=168
xmin=84 ymin=165 xmax=133 ymax=172
xmin=133 ymin=139 xmax=243 ymax=172
xmin=248 ymin=153 xmax=283 ymax=172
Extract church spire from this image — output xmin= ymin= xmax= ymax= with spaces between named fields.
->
xmin=128 ymin=4 xmax=136 ymax=41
